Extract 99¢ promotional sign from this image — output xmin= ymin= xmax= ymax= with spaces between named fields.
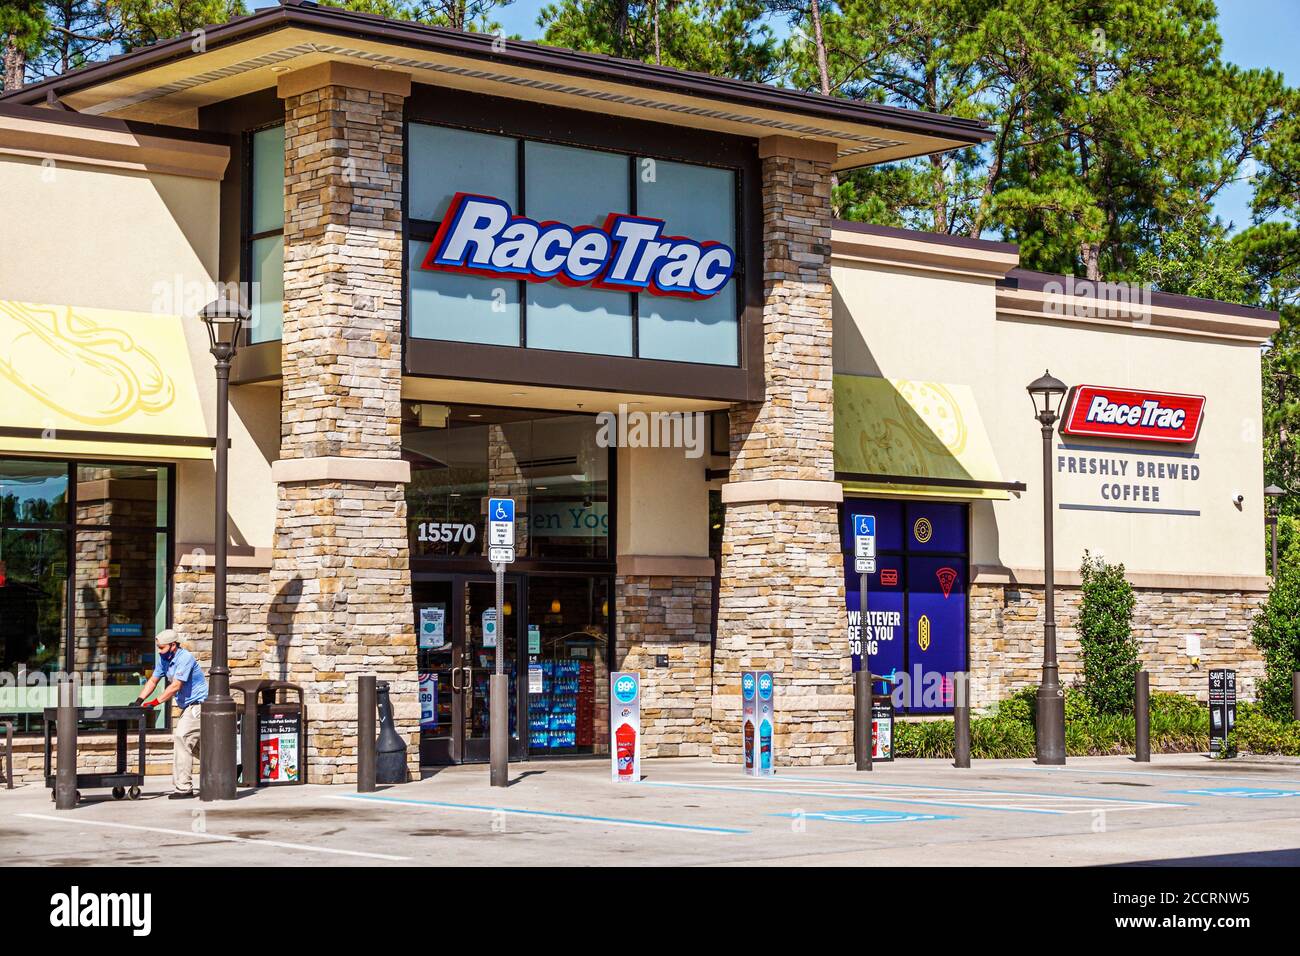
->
xmin=610 ymin=672 xmax=641 ymax=783
xmin=742 ymin=670 xmax=775 ymax=777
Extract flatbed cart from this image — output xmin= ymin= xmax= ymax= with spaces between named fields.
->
xmin=42 ymin=705 xmax=149 ymax=803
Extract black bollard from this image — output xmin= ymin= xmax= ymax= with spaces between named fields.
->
xmin=855 ymin=667 xmax=873 ymax=771
xmin=1134 ymin=670 xmax=1150 ymax=763
xmin=55 ymin=676 xmax=77 ymax=810
xmin=953 ymin=671 xmax=971 ymax=768
xmin=374 ymin=681 xmax=408 ymax=785
xmin=358 ymin=676 xmax=376 ymax=793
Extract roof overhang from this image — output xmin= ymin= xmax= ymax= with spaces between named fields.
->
xmin=0 ymin=2 xmax=990 ymax=172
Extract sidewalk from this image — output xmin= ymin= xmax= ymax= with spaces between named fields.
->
xmin=5 ymin=754 xmax=1300 ymax=866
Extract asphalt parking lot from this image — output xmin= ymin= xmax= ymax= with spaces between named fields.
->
xmin=5 ymin=754 xmax=1300 ymax=866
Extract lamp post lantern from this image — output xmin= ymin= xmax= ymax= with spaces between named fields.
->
xmin=198 ymin=297 xmax=247 ymax=802
xmin=1265 ymin=484 xmax=1284 ymax=580
xmin=1027 ymin=370 xmax=1068 ymax=765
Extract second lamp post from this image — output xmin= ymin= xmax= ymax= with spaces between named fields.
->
xmin=1028 ymin=370 xmax=1068 ymax=765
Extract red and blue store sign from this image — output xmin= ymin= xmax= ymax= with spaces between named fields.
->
xmin=1061 ymin=385 xmax=1205 ymax=444
xmin=421 ymin=192 xmax=736 ymax=300
xmin=842 ymin=499 xmax=968 ymax=715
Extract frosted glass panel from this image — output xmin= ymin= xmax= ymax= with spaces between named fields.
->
xmin=249 ymin=235 xmax=283 ymax=344
xmin=636 ymin=158 xmax=735 ymax=246
xmin=638 ymin=281 xmax=738 ymax=365
xmin=636 ymin=159 xmax=738 ymax=365
xmin=524 ymin=141 xmax=632 ymax=354
xmin=408 ymin=239 xmax=520 ymax=345
xmin=409 ymin=124 xmax=517 ymax=221
xmin=251 ymin=125 xmax=284 ymax=234
xmin=524 ymin=141 xmax=628 ymax=224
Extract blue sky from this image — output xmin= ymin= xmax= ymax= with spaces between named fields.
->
xmin=490 ymin=0 xmax=1297 ymax=233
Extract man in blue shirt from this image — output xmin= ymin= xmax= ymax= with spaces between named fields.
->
xmin=135 ymin=629 xmax=208 ymax=799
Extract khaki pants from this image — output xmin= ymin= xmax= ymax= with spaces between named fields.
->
xmin=173 ymin=703 xmax=202 ymax=793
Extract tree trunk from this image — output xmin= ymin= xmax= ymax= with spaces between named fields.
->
xmin=809 ymin=0 xmax=830 ymax=96
xmin=1080 ymin=241 xmax=1101 ymax=281
xmin=653 ymin=0 xmax=661 ymax=65
xmin=3 ymin=35 xmax=25 ymax=91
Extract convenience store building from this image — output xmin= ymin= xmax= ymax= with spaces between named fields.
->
xmin=0 ymin=3 xmax=1277 ymax=780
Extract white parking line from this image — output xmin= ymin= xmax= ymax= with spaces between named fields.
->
xmin=17 ymin=813 xmax=410 ymax=861
xmin=647 ymin=778 xmax=1191 ymax=815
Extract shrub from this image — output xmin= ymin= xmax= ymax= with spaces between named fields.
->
xmin=1234 ymin=709 xmax=1300 ymax=756
xmin=1077 ymin=551 xmax=1140 ymax=715
xmin=1250 ymin=549 xmax=1300 ymax=721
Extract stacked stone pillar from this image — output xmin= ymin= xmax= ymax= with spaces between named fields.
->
xmin=269 ymin=63 xmax=417 ymax=783
xmin=712 ymin=137 xmax=852 ymax=765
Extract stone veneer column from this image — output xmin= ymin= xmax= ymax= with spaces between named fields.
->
xmin=615 ymin=559 xmax=715 ymax=757
xmin=712 ymin=136 xmax=852 ymax=765
xmin=269 ymin=62 xmax=416 ymax=784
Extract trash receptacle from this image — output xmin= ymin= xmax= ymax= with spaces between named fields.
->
xmin=233 ymin=680 xmax=308 ymax=787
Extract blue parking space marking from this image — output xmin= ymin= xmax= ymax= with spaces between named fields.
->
xmin=334 ymin=793 xmax=750 ymax=834
xmin=1172 ymin=787 xmax=1300 ymax=799
xmin=773 ymin=808 xmax=957 ymax=826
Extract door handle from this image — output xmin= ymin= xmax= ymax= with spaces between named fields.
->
xmin=451 ymin=667 xmax=464 ymax=693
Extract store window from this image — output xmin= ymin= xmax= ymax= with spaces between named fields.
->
xmin=402 ymin=403 xmax=611 ymax=562
xmin=525 ymin=575 xmax=610 ymax=755
xmin=406 ymin=122 xmax=741 ymax=366
xmin=841 ymin=498 xmax=968 ymax=715
xmin=245 ymin=123 xmax=284 ymax=344
xmin=0 ymin=459 xmax=172 ymax=732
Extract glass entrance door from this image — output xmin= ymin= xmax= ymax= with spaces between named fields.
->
xmin=415 ymin=574 xmax=524 ymax=766
xmin=415 ymin=578 xmax=458 ymax=765
xmin=461 ymin=577 xmax=524 ymax=762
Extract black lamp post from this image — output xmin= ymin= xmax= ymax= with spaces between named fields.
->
xmin=198 ymin=297 xmax=247 ymax=802
xmin=1265 ymin=484 xmax=1284 ymax=579
xmin=1027 ymin=370 xmax=1068 ymax=765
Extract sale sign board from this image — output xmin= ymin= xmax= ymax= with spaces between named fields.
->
xmin=610 ymin=672 xmax=641 ymax=783
xmin=742 ymin=671 xmax=775 ymax=776
xmin=1062 ymin=385 xmax=1205 ymax=444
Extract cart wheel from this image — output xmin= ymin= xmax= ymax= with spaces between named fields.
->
xmin=127 ymin=787 xmax=141 ymax=800
xmin=112 ymin=787 xmax=126 ymax=800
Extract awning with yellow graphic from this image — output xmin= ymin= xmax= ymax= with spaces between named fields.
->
xmin=0 ymin=301 xmax=212 ymax=460
xmin=834 ymin=374 xmax=1021 ymax=500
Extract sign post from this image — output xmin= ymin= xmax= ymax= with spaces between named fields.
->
xmin=487 ymin=497 xmax=514 ymax=787
xmin=853 ymin=514 xmax=875 ymax=771
xmin=610 ymin=672 xmax=641 ymax=782
xmin=1209 ymin=668 xmax=1237 ymax=757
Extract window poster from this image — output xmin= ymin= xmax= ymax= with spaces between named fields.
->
xmin=419 ymin=604 xmax=446 ymax=649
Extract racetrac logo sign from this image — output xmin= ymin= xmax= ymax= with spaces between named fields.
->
xmin=420 ymin=193 xmax=736 ymax=300
xmin=1062 ymin=385 xmax=1206 ymax=444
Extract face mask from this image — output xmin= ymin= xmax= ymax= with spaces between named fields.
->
xmin=161 ymin=649 xmax=176 ymax=661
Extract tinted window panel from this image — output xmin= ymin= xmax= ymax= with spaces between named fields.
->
xmin=251 ymin=125 xmax=284 ymax=234
xmin=409 ymin=124 xmax=517 ymax=221
xmin=408 ymin=239 xmax=521 ymax=346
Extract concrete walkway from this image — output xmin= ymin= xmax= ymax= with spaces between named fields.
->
xmin=5 ymin=754 xmax=1300 ymax=866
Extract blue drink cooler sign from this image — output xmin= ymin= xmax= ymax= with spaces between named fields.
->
xmin=611 ymin=672 xmax=641 ymax=783
xmin=743 ymin=670 xmax=775 ymax=776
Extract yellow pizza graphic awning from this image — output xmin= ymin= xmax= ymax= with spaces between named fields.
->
xmin=0 ymin=301 xmax=212 ymax=461
xmin=834 ymin=374 xmax=1018 ymax=500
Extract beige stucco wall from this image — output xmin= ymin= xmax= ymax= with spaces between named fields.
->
xmin=0 ymin=154 xmax=278 ymax=552
xmin=832 ymin=258 xmax=1267 ymax=581
xmin=616 ymin=443 xmax=710 ymax=558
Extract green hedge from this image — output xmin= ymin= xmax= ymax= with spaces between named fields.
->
xmin=891 ymin=688 xmax=1241 ymax=759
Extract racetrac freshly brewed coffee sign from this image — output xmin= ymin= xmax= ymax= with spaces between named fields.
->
xmin=1062 ymin=385 xmax=1206 ymax=444
xmin=421 ymin=193 xmax=736 ymax=299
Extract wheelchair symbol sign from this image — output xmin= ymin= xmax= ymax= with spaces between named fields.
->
xmin=488 ymin=497 xmax=515 ymax=547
